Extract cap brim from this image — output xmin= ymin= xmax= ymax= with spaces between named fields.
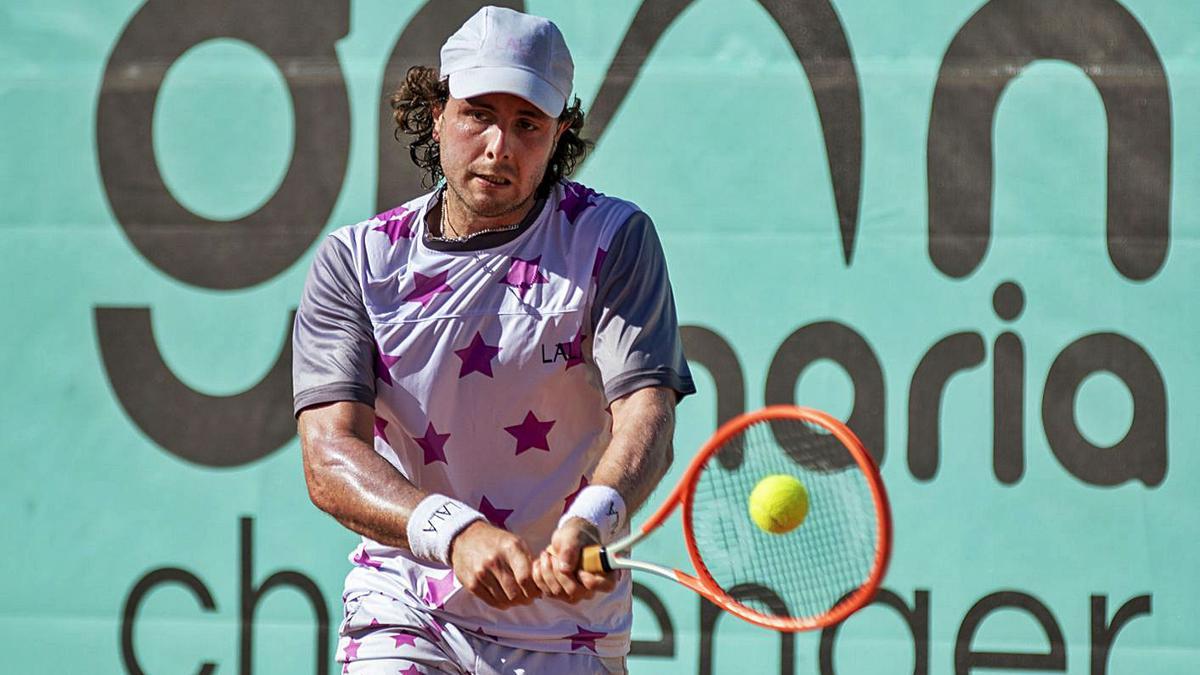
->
xmin=448 ymin=66 xmax=566 ymax=118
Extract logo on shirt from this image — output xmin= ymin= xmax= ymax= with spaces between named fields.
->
xmin=541 ymin=338 xmax=582 ymax=366
xmin=542 ymin=329 xmax=587 ymax=369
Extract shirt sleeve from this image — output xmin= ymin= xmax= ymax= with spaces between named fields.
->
xmin=590 ymin=211 xmax=696 ymax=403
xmin=292 ymin=234 xmax=376 ymax=417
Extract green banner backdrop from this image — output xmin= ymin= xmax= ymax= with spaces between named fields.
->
xmin=2 ymin=0 xmax=1197 ymax=672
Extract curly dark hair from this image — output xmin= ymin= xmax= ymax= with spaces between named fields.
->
xmin=390 ymin=65 xmax=591 ymax=196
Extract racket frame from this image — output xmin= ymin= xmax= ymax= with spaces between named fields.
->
xmin=586 ymin=405 xmax=892 ymax=631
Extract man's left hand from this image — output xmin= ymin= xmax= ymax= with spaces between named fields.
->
xmin=532 ymin=517 xmax=617 ymax=603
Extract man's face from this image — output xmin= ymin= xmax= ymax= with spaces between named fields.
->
xmin=435 ymin=92 xmax=565 ymax=219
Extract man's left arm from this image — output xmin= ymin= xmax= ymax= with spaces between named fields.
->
xmin=533 ymin=386 xmax=676 ymax=600
xmin=594 ymin=386 xmax=677 ymax=514
xmin=532 ymin=209 xmax=693 ymax=601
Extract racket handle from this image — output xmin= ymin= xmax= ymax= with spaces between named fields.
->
xmin=581 ymin=545 xmax=611 ymax=574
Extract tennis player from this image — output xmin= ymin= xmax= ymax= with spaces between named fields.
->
xmin=292 ymin=6 xmax=694 ymax=673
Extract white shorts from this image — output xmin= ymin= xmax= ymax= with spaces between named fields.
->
xmin=337 ymin=592 xmax=627 ymax=675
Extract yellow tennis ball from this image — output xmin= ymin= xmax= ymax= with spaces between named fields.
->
xmin=748 ymin=474 xmax=809 ymax=534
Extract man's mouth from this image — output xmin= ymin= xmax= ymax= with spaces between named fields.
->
xmin=472 ymin=173 xmax=512 ymax=186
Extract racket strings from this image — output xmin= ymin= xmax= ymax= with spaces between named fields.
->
xmin=689 ymin=418 xmax=880 ymax=623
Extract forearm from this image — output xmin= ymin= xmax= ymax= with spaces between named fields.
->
xmin=299 ymin=404 xmax=426 ymax=548
xmin=590 ymin=386 xmax=677 ymax=515
xmin=308 ymin=439 xmax=427 ymax=547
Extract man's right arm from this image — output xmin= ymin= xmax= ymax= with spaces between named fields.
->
xmin=298 ymin=399 xmax=425 ymax=548
xmin=298 ymin=399 xmax=541 ymax=607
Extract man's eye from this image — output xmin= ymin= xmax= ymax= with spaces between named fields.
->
xmin=469 ymin=111 xmax=488 ymax=122
xmin=518 ymin=120 xmax=539 ymax=131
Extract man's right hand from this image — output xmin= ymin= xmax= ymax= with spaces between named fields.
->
xmin=448 ymin=520 xmax=541 ymax=609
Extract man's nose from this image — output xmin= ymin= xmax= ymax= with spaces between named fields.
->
xmin=484 ymin=125 xmax=511 ymax=160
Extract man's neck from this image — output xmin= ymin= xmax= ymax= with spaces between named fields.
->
xmin=443 ymin=186 xmax=538 ymax=238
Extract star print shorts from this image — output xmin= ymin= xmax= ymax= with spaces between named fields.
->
xmin=337 ymin=592 xmax=627 ymax=675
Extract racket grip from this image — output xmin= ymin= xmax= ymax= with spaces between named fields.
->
xmin=581 ymin=545 xmax=611 ymax=574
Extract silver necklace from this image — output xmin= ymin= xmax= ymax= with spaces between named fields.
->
xmin=428 ymin=193 xmax=522 ymax=243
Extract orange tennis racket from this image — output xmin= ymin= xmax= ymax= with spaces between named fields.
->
xmin=582 ymin=405 xmax=891 ymax=631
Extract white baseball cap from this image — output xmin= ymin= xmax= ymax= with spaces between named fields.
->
xmin=440 ymin=6 xmax=574 ymax=118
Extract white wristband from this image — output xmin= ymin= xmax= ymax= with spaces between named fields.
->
xmin=558 ymin=485 xmax=627 ymax=544
xmin=406 ymin=494 xmax=485 ymax=565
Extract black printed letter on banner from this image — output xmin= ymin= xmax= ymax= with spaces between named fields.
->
xmin=567 ymin=0 xmax=862 ymax=265
xmin=96 ymin=308 xmax=297 ymax=467
xmin=630 ymin=582 xmax=676 ymax=658
xmin=908 ymin=333 xmax=986 ymax=481
xmin=955 ymin=591 xmax=1066 ymax=673
xmin=699 ymin=584 xmax=793 ymax=675
xmin=95 ymin=0 xmax=349 ymax=466
xmin=820 ymin=589 xmax=930 ymax=675
xmin=98 ymin=0 xmax=350 ymax=289
xmin=766 ymin=322 xmax=885 ymax=468
xmin=928 ymin=0 xmax=1171 ymax=281
xmin=1042 ymin=333 xmax=1166 ymax=487
xmin=681 ymin=326 xmax=746 ymax=469
xmin=122 ymin=568 xmax=218 ymax=675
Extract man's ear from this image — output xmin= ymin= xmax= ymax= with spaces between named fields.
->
xmin=433 ymin=105 xmax=444 ymax=142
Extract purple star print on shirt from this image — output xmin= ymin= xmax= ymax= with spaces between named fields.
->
xmin=373 ymin=416 xmax=388 ymax=440
xmin=504 ymin=411 xmax=555 ymax=455
xmin=413 ymin=423 xmax=450 ymax=465
xmin=454 ymin=332 xmax=501 ymax=378
xmin=393 ymin=633 xmax=417 ymax=649
xmin=423 ymin=569 xmax=456 ymax=608
xmin=372 ymin=206 xmax=417 ymax=244
xmin=352 ymin=546 xmax=383 ymax=570
xmin=373 ymin=344 xmax=401 ymax=386
xmin=562 ymin=625 xmax=608 ymax=653
xmin=478 ymin=495 xmax=514 ymax=529
xmin=404 ymin=271 xmax=453 ymax=306
xmin=562 ymin=476 xmax=589 ymax=514
xmin=559 ymin=182 xmax=599 ymax=224
xmin=499 ymin=256 xmax=547 ymax=297
xmin=563 ymin=327 xmax=587 ymax=370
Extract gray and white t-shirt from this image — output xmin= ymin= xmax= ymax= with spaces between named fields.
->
xmin=292 ymin=180 xmax=694 ymax=657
